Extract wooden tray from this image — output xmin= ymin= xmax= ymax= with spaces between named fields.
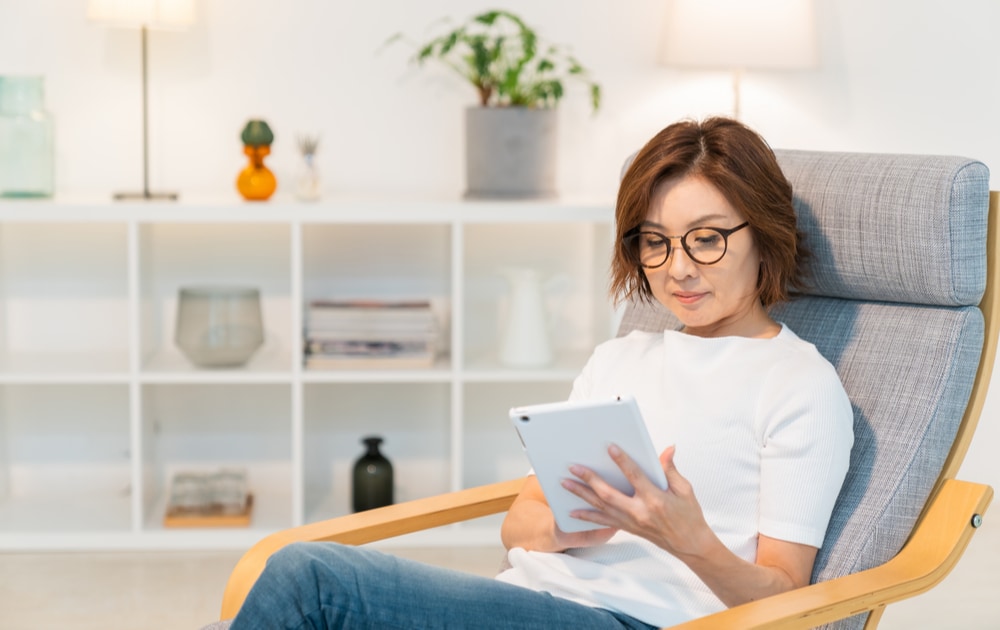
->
xmin=163 ymin=494 xmax=254 ymax=528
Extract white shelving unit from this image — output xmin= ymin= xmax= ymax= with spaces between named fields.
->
xmin=0 ymin=196 xmax=616 ymax=550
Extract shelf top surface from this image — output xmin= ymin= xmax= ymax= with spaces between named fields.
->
xmin=0 ymin=194 xmax=615 ymax=223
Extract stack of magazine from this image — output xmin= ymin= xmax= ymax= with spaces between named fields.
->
xmin=304 ymin=299 xmax=438 ymax=369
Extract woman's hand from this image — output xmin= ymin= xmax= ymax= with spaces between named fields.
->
xmin=501 ymin=475 xmax=618 ymax=553
xmin=562 ymin=444 xmax=715 ymax=558
xmin=564 ymin=444 xmax=818 ymax=608
xmin=552 ymin=519 xmax=620 ymax=550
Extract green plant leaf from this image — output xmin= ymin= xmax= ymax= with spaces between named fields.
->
xmin=392 ymin=9 xmax=601 ymax=112
xmin=440 ymin=31 xmax=459 ymax=55
xmin=591 ymin=84 xmax=602 ymax=112
xmin=476 ymin=10 xmax=501 ymax=26
xmin=416 ymin=42 xmax=435 ymax=62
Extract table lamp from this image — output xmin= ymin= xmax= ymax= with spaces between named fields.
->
xmin=87 ymin=0 xmax=195 ymax=200
xmin=659 ymin=0 xmax=819 ymax=119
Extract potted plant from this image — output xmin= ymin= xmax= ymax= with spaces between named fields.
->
xmin=390 ymin=9 xmax=601 ymax=199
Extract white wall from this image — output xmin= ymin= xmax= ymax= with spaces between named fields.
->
xmin=2 ymin=0 xmax=998 ymax=490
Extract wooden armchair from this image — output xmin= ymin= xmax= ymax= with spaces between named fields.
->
xmin=218 ymin=152 xmax=996 ymax=629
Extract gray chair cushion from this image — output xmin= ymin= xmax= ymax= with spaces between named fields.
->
xmin=775 ymin=150 xmax=989 ymax=306
xmin=617 ymin=150 xmax=989 ymax=630
xmin=771 ymin=298 xmax=983 ymax=630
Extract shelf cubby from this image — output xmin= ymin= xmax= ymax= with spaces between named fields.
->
xmin=139 ymin=383 xmax=294 ymax=532
xmin=0 ymin=384 xmax=131 ymax=533
xmin=0 ymin=222 xmax=129 ymax=379
xmin=303 ymin=382 xmax=451 ymax=523
xmin=137 ymin=222 xmax=294 ymax=376
xmin=462 ymin=221 xmax=614 ymax=371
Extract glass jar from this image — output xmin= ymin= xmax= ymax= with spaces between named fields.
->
xmin=295 ymin=151 xmax=321 ymax=201
xmin=0 ymin=76 xmax=55 ymax=198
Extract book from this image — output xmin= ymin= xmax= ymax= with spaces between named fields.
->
xmin=305 ymin=338 xmax=432 ymax=357
xmin=307 ymin=299 xmax=435 ymax=321
xmin=305 ymin=350 xmax=435 ymax=370
xmin=305 ymin=329 xmax=438 ymax=342
xmin=307 ymin=300 xmax=437 ymax=333
xmin=308 ymin=299 xmax=433 ymax=309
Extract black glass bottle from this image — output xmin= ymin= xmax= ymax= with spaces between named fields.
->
xmin=352 ymin=436 xmax=394 ymax=512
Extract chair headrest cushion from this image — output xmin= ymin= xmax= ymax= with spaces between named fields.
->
xmin=775 ymin=150 xmax=989 ymax=306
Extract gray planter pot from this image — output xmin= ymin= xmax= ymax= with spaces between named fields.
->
xmin=464 ymin=106 xmax=557 ymax=199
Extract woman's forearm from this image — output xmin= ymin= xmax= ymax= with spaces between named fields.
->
xmin=678 ymin=533 xmax=816 ymax=608
xmin=501 ymin=496 xmax=564 ymax=552
xmin=501 ymin=476 xmax=619 ymax=553
xmin=500 ymin=477 xmax=565 ymax=552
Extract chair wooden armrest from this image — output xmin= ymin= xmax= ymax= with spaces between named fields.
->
xmin=219 ymin=477 xmax=526 ymax=620
xmin=669 ymin=478 xmax=992 ymax=629
xmin=221 ymin=477 xmax=990 ymax=628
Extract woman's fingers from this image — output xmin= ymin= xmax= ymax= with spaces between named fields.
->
xmin=559 ymin=475 xmax=621 ymax=527
xmin=563 ymin=445 xmax=654 ymax=512
xmin=562 ymin=466 xmax=625 ymax=516
xmin=607 ymin=442 xmax=663 ymax=493
xmin=659 ymin=445 xmax=692 ymax=494
xmin=561 ymin=473 xmax=605 ymax=507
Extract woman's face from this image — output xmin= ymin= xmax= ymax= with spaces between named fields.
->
xmin=641 ymin=174 xmax=774 ymax=338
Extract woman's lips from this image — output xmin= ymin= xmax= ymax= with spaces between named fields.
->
xmin=673 ymin=291 xmax=707 ymax=305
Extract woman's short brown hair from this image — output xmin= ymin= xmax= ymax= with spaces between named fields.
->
xmin=610 ymin=117 xmax=808 ymax=308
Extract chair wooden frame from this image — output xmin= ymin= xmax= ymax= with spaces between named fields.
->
xmin=219 ymin=193 xmax=999 ymax=629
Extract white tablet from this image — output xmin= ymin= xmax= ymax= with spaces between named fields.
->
xmin=508 ymin=395 xmax=667 ymax=533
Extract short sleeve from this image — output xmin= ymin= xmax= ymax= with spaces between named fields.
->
xmin=756 ymin=352 xmax=854 ymax=548
xmin=568 ymin=353 xmax=596 ymax=402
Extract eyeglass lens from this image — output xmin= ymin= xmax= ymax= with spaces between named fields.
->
xmin=632 ymin=228 xmax=729 ymax=266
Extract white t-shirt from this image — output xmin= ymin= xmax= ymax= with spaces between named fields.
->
xmin=495 ymin=324 xmax=854 ymax=627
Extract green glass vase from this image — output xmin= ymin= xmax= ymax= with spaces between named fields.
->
xmin=352 ymin=436 xmax=394 ymax=512
xmin=0 ymin=76 xmax=54 ymax=198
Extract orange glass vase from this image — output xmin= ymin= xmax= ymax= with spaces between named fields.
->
xmin=236 ymin=145 xmax=277 ymax=201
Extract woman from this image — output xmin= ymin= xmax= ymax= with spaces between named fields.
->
xmin=230 ymin=117 xmax=853 ymax=629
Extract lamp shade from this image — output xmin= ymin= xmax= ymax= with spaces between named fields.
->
xmin=87 ymin=0 xmax=195 ymax=30
xmin=660 ymin=0 xmax=818 ymax=70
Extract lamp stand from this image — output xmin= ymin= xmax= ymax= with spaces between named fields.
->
xmin=731 ymin=68 xmax=743 ymax=121
xmin=114 ymin=25 xmax=178 ymax=201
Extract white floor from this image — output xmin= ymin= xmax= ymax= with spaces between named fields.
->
xmin=1 ymin=524 xmax=997 ymax=630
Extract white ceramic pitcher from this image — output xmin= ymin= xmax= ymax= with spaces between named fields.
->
xmin=499 ymin=267 xmax=553 ymax=368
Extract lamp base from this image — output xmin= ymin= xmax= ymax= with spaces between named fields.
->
xmin=113 ymin=191 xmax=179 ymax=201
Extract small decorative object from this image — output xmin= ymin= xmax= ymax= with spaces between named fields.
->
xmin=388 ymin=10 xmax=601 ymax=199
xmin=175 ymin=286 xmax=264 ymax=367
xmin=499 ymin=267 xmax=553 ymax=368
xmin=236 ymin=119 xmax=277 ymax=201
xmin=168 ymin=471 xmax=210 ymax=511
xmin=295 ymin=134 xmax=321 ymax=201
xmin=352 ymin=436 xmax=394 ymax=512
xmin=164 ymin=468 xmax=253 ymax=528
xmin=0 ymin=76 xmax=55 ymax=198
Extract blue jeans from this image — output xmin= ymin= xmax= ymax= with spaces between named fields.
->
xmin=230 ymin=542 xmax=658 ymax=629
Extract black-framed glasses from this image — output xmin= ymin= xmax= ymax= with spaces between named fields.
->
xmin=623 ymin=222 xmax=749 ymax=267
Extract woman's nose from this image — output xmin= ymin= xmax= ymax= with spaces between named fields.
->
xmin=667 ymin=241 xmax=698 ymax=278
